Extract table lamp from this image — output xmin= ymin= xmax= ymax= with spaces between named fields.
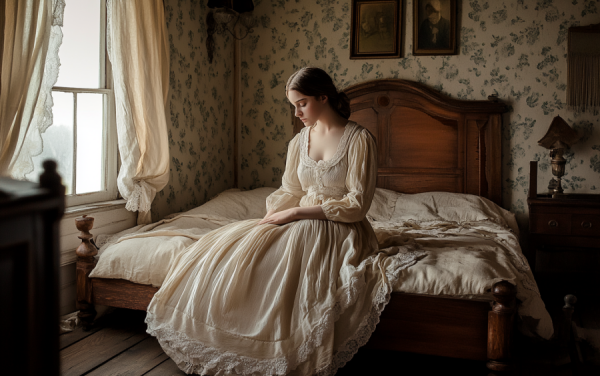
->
xmin=537 ymin=115 xmax=579 ymax=197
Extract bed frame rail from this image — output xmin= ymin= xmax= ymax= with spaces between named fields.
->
xmin=367 ymin=281 xmax=516 ymax=370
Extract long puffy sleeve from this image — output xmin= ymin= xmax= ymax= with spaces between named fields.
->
xmin=265 ymin=134 xmax=306 ymax=213
xmin=321 ymin=129 xmax=378 ymax=223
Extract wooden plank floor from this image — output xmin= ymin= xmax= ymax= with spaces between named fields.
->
xmin=60 ymin=305 xmax=600 ymax=376
xmin=60 ymin=309 xmax=185 ymax=376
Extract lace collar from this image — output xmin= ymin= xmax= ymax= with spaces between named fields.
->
xmin=300 ymin=121 xmax=359 ymax=169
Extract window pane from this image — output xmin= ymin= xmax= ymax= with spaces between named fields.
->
xmin=76 ymin=93 xmax=104 ymax=194
xmin=55 ymin=0 xmax=102 ymax=88
xmin=27 ymin=92 xmax=74 ymax=194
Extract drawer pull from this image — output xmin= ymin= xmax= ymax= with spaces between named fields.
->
xmin=581 ymin=221 xmax=592 ymax=229
xmin=548 ymin=220 xmax=558 ymax=227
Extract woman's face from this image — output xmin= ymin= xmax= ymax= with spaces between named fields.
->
xmin=287 ymin=89 xmax=327 ymax=126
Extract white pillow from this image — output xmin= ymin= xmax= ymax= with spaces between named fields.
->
xmin=369 ymin=190 xmax=519 ymax=233
xmin=366 ymin=188 xmax=400 ymax=221
xmin=192 ymin=188 xmax=516 ymax=232
xmin=184 ymin=187 xmax=276 ymax=220
xmin=186 ymin=187 xmax=400 ymax=222
xmin=92 ymin=188 xmax=277 ymax=286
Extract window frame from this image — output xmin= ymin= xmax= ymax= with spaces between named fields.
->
xmin=52 ymin=0 xmax=118 ymax=207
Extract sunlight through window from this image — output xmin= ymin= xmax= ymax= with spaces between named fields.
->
xmin=27 ymin=0 xmax=117 ymax=206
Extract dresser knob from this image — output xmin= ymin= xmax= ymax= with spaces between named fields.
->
xmin=548 ymin=220 xmax=558 ymax=227
xmin=581 ymin=221 xmax=592 ymax=229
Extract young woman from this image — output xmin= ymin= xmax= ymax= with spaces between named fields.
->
xmin=145 ymin=67 xmax=423 ymax=375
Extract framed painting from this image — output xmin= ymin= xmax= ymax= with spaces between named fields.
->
xmin=350 ymin=0 xmax=403 ymax=59
xmin=413 ymin=0 xmax=457 ymax=55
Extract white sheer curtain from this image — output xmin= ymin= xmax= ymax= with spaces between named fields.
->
xmin=107 ymin=0 xmax=170 ymax=225
xmin=0 ymin=0 xmax=65 ymax=178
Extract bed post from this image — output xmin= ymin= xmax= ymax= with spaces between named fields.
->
xmin=75 ymin=215 xmax=97 ymax=330
xmin=486 ymin=280 xmax=517 ymax=371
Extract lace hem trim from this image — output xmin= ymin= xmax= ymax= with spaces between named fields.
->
xmin=316 ymin=248 xmax=426 ymax=376
xmin=145 ymin=245 xmax=425 ymax=376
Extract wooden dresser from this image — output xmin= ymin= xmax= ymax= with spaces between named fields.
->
xmin=526 ymin=161 xmax=600 ymax=275
xmin=0 ymin=161 xmax=65 ymax=376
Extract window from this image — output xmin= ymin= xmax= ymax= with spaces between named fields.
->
xmin=27 ymin=0 xmax=117 ymax=207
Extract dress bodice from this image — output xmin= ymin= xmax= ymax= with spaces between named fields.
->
xmin=266 ymin=121 xmax=378 ymax=223
xmin=297 ymin=122 xmax=359 ymax=205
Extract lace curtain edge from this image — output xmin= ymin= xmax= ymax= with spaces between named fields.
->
xmin=9 ymin=0 xmax=66 ymax=180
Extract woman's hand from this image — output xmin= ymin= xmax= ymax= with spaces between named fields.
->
xmin=258 ymin=208 xmax=298 ymax=225
xmin=258 ymin=206 xmax=327 ymax=225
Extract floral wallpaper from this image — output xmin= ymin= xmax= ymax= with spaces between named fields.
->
xmin=151 ymin=0 xmax=234 ymax=221
xmin=239 ymin=0 xmax=600 ymax=227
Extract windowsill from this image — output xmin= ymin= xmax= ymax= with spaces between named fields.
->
xmin=63 ymin=199 xmax=127 ymax=218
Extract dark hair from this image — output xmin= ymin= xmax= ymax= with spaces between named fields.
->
xmin=286 ymin=67 xmax=351 ymax=119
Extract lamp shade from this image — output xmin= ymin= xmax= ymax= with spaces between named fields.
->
xmin=537 ymin=115 xmax=580 ymax=150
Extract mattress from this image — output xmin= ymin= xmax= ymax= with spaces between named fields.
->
xmin=90 ymin=187 xmax=552 ymax=339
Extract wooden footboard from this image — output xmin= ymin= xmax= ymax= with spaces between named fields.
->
xmin=367 ymin=293 xmax=490 ymax=360
xmin=75 ymin=216 xmax=516 ymax=371
xmin=367 ymin=280 xmax=516 ymax=371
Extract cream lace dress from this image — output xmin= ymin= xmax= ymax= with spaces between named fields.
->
xmin=145 ymin=121 xmax=424 ymax=375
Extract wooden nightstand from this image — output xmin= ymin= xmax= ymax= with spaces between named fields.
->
xmin=526 ymin=161 xmax=600 ymax=274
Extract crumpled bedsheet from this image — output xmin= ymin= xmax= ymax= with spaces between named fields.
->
xmin=90 ymin=187 xmax=552 ymax=339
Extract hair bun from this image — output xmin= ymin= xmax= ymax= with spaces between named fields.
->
xmin=336 ymin=92 xmax=351 ymax=119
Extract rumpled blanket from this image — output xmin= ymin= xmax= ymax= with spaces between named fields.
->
xmin=90 ymin=187 xmax=552 ymax=339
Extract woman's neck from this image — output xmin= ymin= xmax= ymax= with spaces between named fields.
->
xmin=314 ymin=109 xmax=348 ymax=132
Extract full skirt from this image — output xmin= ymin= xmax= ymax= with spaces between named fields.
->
xmin=145 ymin=218 xmax=422 ymax=376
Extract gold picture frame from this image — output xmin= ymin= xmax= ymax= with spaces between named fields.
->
xmin=350 ymin=0 xmax=403 ymax=59
xmin=413 ymin=0 xmax=457 ymax=56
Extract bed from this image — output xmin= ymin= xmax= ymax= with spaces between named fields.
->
xmin=74 ymin=79 xmax=549 ymax=372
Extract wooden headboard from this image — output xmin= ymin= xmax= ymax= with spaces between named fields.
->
xmin=292 ymin=79 xmax=508 ymax=206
